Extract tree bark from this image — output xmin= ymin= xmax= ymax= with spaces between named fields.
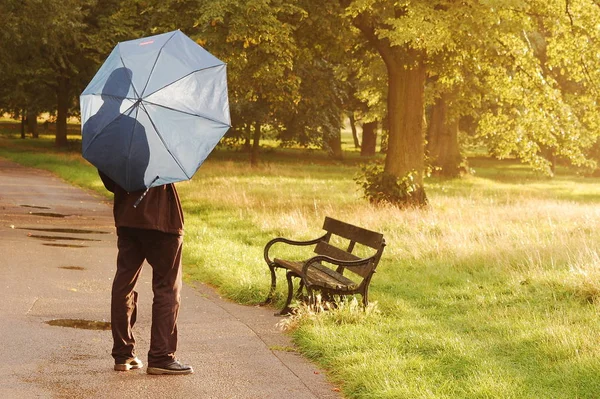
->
xmin=327 ymin=130 xmax=343 ymax=160
xmin=361 ymin=121 xmax=377 ymax=157
xmin=349 ymin=114 xmax=360 ymax=149
xmin=383 ymin=48 xmax=427 ymax=204
xmin=20 ymin=112 xmax=26 ymax=139
xmin=243 ymin=123 xmax=252 ymax=152
xmin=250 ymin=121 xmax=261 ymax=166
xmin=26 ymin=108 xmax=39 ymax=138
xmin=55 ymin=76 xmax=69 ymax=147
xmin=380 ymin=115 xmax=389 ymax=154
xmin=427 ymin=92 xmax=463 ymax=177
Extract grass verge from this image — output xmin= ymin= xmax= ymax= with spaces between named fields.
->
xmin=2 ymin=127 xmax=600 ymax=398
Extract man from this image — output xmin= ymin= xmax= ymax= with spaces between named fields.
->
xmin=100 ymin=171 xmax=193 ymax=375
xmin=86 ymin=67 xmax=192 ymax=375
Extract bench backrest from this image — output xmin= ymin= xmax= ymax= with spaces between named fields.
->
xmin=315 ymin=217 xmax=385 ymax=279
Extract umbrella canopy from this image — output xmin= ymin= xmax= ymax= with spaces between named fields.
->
xmin=81 ymin=30 xmax=230 ymax=192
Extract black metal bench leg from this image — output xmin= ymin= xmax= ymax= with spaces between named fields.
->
xmin=262 ymin=264 xmax=277 ymax=305
xmin=277 ymin=271 xmax=297 ymax=316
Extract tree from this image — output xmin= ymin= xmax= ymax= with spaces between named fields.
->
xmin=471 ymin=1 xmax=600 ymax=175
xmin=343 ymin=0 xmax=600 ymax=207
xmin=12 ymin=0 xmax=90 ymax=146
xmin=278 ymin=1 xmax=354 ymax=158
xmin=360 ymin=121 xmax=378 ymax=157
xmin=338 ymin=40 xmax=388 ymax=158
xmin=186 ymin=0 xmax=304 ymax=166
xmin=0 ymin=0 xmax=56 ymax=136
xmin=0 ymin=0 xmax=128 ymax=147
xmin=340 ymin=1 xmax=435 ymax=206
xmin=426 ymin=90 xmax=463 ymax=177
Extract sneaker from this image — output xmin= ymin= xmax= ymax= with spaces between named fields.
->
xmin=147 ymin=360 xmax=194 ymax=375
xmin=114 ymin=357 xmax=143 ymax=371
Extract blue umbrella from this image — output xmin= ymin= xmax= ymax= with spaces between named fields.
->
xmin=80 ymin=30 xmax=230 ymax=193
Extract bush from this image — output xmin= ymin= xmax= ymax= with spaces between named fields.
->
xmin=354 ymin=162 xmax=428 ymax=207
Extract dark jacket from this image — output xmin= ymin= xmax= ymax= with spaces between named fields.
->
xmin=99 ymin=171 xmax=184 ymax=236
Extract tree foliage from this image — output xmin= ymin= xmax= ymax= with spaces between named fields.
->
xmin=470 ymin=1 xmax=600 ymax=175
xmin=3 ymin=0 xmax=600 ymax=197
xmin=0 ymin=0 xmax=128 ymax=146
xmin=345 ymin=0 xmax=600 ymax=206
xmin=184 ymin=0 xmax=305 ymax=164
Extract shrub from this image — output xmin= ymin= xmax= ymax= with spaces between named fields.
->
xmin=354 ymin=162 xmax=428 ymax=207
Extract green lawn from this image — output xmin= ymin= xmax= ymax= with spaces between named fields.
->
xmin=2 ymin=125 xmax=600 ymax=398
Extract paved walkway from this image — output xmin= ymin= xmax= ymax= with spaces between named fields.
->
xmin=0 ymin=158 xmax=340 ymax=399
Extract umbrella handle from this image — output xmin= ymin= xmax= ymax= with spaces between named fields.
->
xmin=133 ymin=176 xmax=160 ymax=208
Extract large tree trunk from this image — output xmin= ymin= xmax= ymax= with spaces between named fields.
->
xmin=361 ymin=121 xmax=377 ymax=157
xmin=427 ymin=92 xmax=463 ymax=177
xmin=342 ymin=4 xmax=427 ymax=206
xmin=55 ymin=76 xmax=69 ymax=147
xmin=251 ymin=121 xmax=261 ymax=166
xmin=384 ymin=47 xmax=427 ymax=205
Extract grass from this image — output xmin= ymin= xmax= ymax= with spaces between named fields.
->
xmin=2 ymin=122 xmax=600 ymax=398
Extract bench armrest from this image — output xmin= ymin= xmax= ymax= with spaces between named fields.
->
xmin=301 ymin=254 xmax=375 ymax=275
xmin=264 ymin=234 xmax=328 ymax=265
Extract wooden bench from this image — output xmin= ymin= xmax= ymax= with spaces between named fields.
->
xmin=263 ymin=217 xmax=386 ymax=315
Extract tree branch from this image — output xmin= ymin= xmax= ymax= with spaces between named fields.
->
xmin=565 ymin=0 xmax=575 ymax=28
xmin=564 ymin=0 xmax=600 ymax=96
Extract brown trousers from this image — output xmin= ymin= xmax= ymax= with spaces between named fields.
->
xmin=111 ymin=227 xmax=183 ymax=367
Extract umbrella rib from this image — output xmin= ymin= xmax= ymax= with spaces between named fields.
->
xmin=142 ymin=64 xmax=225 ymax=99
xmin=117 ymin=47 xmax=141 ymax=99
xmin=141 ymin=100 xmax=231 ymax=127
xmin=139 ymin=31 xmax=178 ymax=98
xmin=138 ymin=102 xmax=191 ymax=180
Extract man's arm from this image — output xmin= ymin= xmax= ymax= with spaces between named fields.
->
xmin=98 ymin=170 xmax=116 ymax=193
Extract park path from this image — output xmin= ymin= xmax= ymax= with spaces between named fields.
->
xmin=0 ymin=158 xmax=340 ymax=399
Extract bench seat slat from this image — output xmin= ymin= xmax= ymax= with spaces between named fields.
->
xmin=274 ymin=259 xmax=359 ymax=291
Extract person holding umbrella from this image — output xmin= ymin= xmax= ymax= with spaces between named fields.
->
xmin=81 ymin=30 xmax=230 ymax=375
xmin=84 ymin=67 xmax=193 ymax=375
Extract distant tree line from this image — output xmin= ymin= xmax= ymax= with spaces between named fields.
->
xmin=1 ymin=0 xmax=599 ymax=206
